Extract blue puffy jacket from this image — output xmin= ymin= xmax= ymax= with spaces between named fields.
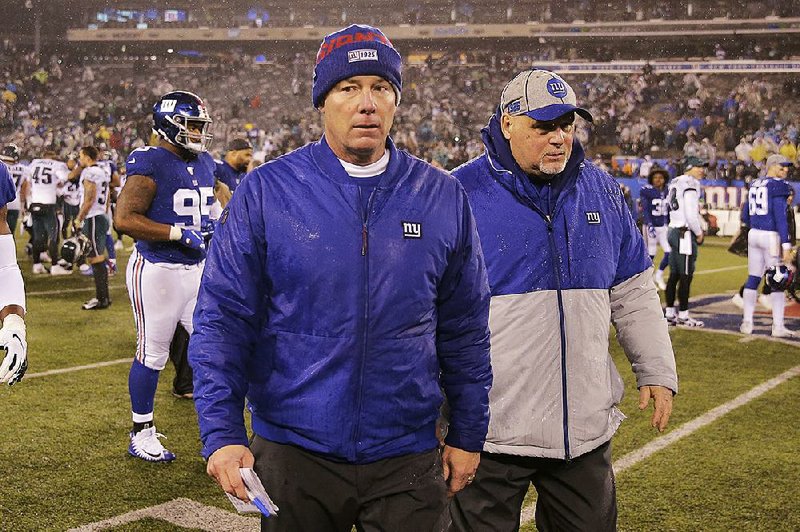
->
xmin=190 ymin=137 xmax=492 ymax=463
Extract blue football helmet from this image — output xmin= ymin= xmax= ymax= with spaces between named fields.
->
xmin=152 ymin=91 xmax=213 ymax=153
xmin=763 ymin=264 xmax=794 ymax=291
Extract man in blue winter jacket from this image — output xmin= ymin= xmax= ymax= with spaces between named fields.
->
xmin=189 ymin=24 xmax=492 ymax=531
xmin=447 ymin=70 xmax=678 ymax=531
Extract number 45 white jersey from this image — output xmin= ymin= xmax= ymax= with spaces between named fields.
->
xmin=25 ymin=158 xmax=69 ymax=205
xmin=124 ymin=146 xmax=215 ymax=265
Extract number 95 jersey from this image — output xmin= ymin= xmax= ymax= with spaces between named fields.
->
xmin=125 ymin=146 xmax=216 ymax=265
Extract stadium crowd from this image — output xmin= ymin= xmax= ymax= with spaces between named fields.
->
xmin=78 ymin=0 xmax=795 ymax=29
xmin=2 ymin=42 xmax=799 ymax=180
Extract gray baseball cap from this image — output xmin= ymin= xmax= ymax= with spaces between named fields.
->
xmin=766 ymin=153 xmax=793 ymax=168
xmin=500 ymin=69 xmax=593 ymax=122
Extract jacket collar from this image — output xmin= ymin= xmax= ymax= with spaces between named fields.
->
xmin=311 ymin=134 xmax=403 ymax=188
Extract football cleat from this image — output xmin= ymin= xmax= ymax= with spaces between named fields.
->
xmin=739 ymin=320 xmax=753 ymax=335
xmin=128 ymin=426 xmax=176 ymax=462
xmin=771 ymin=327 xmax=797 ymax=339
xmin=31 ymin=263 xmax=47 ymax=275
xmin=50 ymin=264 xmax=73 ymax=276
xmin=730 ymin=293 xmax=744 ymax=310
xmin=676 ymin=316 xmax=704 ymax=327
xmin=79 ymin=264 xmax=93 ymax=276
xmin=82 ymin=297 xmax=111 ymax=310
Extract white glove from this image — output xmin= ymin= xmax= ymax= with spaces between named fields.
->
xmin=0 ymin=314 xmax=28 ymax=385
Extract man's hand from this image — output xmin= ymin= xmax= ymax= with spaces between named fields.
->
xmin=179 ymin=229 xmax=205 ymax=250
xmin=442 ymin=445 xmax=480 ymax=497
xmin=638 ymin=385 xmax=674 ymax=432
xmin=207 ymin=444 xmax=255 ymax=502
xmin=695 ymin=232 xmax=704 ymax=245
xmin=0 ymin=315 xmax=27 ymax=386
xmin=646 ymin=224 xmax=656 ymax=239
xmin=782 ymin=248 xmax=794 ymax=270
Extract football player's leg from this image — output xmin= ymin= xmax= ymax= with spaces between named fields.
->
xmin=766 ymin=233 xmax=787 ymax=330
xmin=126 ymin=254 xmax=183 ymax=460
xmin=657 ymin=226 xmax=671 ymax=274
xmin=46 ymin=209 xmax=59 ymax=264
xmin=82 ymin=216 xmax=110 ymax=308
xmin=743 ymin=234 xmax=765 ymax=324
xmin=172 ymin=266 xmax=203 ymax=398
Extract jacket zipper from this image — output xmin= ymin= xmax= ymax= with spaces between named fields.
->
xmin=545 ymin=214 xmax=571 ymax=461
xmin=489 ymin=160 xmax=573 ymax=460
xmin=353 ymin=187 xmax=376 ymax=460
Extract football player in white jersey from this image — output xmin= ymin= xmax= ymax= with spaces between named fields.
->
xmin=664 ymin=157 xmax=707 ymax=327
xmin=21 ymin=150 xmax=68 ymax=274
xmin=1 ymin=162 xmax=27 ymax=385
xmin=0 ymin=145 xmax=26 ymax=234
xmin=75 ymin=146 xmax=112 ymax=309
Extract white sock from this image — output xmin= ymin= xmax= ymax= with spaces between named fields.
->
xmin=665 ymin=306 xmax=676 ymax=318
xmin=678 ymin=309 xmax=689 ymax=320
xmin=743 ymin=288 xmax=757 ymax=322
xmin=771 ymin=291 xmax=786 ymax=329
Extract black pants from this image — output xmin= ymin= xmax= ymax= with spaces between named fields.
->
xmin=448 ymin=441 xmax=616 ymax=532
xmin=168 ymin=324 xmax=193 ymax=395
xmin=30 ymin=204 xmax=58 ymax=264
xmin=251 ymin=436 xmax=448 ymax=532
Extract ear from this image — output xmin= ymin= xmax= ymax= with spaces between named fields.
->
xmin=500 ymin=114 xmax=513 ymax=140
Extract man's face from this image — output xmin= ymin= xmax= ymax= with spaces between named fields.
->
xmin=770 ymin=164 xmax=791 ymax=179
xmin=78 ymin=151 xmax=91 ymax=167
xmin=501 ymin=112 xmax=575 ymax=177
xmin=321 ymin=75 xmax=397 ymax=165
xmin=231 ymin=149 xmax=253 ymax=172
xmin=651 ymin=174 xmax=666 ymax=188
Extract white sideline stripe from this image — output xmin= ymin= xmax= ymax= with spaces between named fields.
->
xmin=693 ymin=264 xmax=747 ymax=275
xmin=26 ymin=358 xmax=130 ymax=378
xmin=27 ymin=285 xmax=126 ymax=296
xmin=520 ymin=364 xmax=800 ymax=525
xmin=68 ymin=497 xmax=259 ymax=532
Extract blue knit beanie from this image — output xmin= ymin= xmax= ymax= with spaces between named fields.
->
xmin=312 ymin=24 xmax=402 ymax=108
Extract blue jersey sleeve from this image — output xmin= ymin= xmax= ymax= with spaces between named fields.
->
xmin=639 ymin=187 xmax=654 ymax=225
xmin=0 ymin=164 xmax=14 ymax=206
xmin=125 ymin=148 xmax=156 ymax=177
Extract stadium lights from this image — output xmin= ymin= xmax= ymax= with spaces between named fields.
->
xmin=167 ymin=48 xmax=174 ymax=53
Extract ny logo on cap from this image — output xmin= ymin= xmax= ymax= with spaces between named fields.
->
xmin=546 ymin=79 xmax=568 ymax=99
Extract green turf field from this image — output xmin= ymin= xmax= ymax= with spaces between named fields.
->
xmin=1 ymin=236 xmax=798 ymax=531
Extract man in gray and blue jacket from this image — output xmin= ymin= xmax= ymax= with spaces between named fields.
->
xmin=448 ymin=70 xmax=678 ymax=532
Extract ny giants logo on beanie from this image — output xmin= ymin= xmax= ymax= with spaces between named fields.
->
xmin=312 ymin=24 xmax=403 ymax=108
xmin=316 ymin=29 xmax=393 ymax=63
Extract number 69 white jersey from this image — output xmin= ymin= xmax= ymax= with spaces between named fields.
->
xmin=124 ymin=146 xmax=216 ymax=265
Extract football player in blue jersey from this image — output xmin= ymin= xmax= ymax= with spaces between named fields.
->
xmin=0 ymin=162 xmax=27 ymax=385
xmin=0 ymin=145 xmax=25 ymax=234
xmin=639 ymin=166 xmax=672 ymax=290
xmin=114 ymin=90 xmax=216 ymax=462
xmin=213 ymin=137 xmax=252 ymax=201
xmin=739 ymin=154 xmax=796 ymax=338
